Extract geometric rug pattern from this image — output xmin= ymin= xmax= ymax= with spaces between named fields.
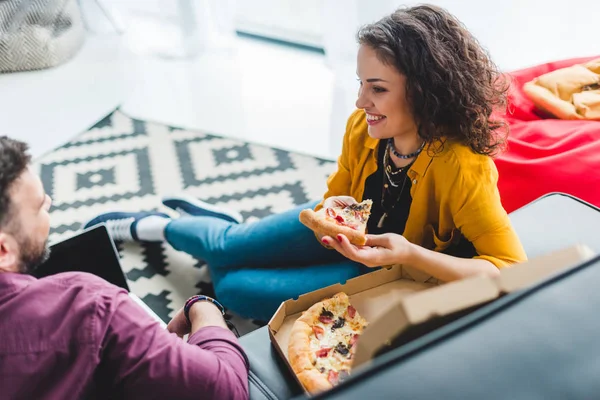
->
xmin=32 ymin=110 xmax=335 ymax=335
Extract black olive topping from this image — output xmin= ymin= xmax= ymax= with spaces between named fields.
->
xmin=347 ymin=203 xmax=366 ymax=211
xmin=334 ymin=342 xmax=350 ymax=356
xmin=331 ymin=317 xmax=346 ymax=331
xmin=319 ymin=367 xmax=326 ymax=373
xmin=320 ymin=307 xmax=334 ymax=318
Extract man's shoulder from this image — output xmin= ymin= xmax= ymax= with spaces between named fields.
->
xmin=0 ymin=272 xmax=125 ymax=356
xmin=40 ymin=271 xmax=124 ymax=295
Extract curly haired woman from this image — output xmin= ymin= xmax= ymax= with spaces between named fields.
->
xmin=86 ymin=5 xmax=527 ymax=321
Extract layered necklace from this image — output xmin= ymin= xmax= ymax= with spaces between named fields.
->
xmin=376 ymin=139 xmax=424 ymax=228
xmin=387 ymin=138 xmax=425 ymax=159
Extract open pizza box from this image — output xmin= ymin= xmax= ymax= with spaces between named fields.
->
xmin=268 ymin=244 xmax=595 ymax=394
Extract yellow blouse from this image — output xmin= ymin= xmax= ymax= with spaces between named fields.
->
xmin=316 ymin=109 xmax=527 ymax=281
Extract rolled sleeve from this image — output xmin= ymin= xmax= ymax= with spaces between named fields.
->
xmin=450 ymin=159 xmax=528 ymax=268
xmin=99 ymin=291 xmax=249 ymax=400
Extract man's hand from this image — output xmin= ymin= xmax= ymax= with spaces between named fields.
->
xmin=322 ymin=233 xmax=414 ymax=268
xmin=166 ymin=307 xmax=190 ymax=338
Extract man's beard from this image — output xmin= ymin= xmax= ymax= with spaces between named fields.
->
xmin=17 ymin=234 xmax=51 ymax=274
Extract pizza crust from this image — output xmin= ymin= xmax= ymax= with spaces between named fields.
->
xmin=288 ymin=293 xmax=355 ymax=394
xmin=297 ymin=292 xmax=349 ymax=325
xmin=299 ymin=209 xmax=367 ymax=246
xmin=296 ymin=369 xmax=332 ymax=394
xmin=288 ymin=320 xmax=315 ymax=373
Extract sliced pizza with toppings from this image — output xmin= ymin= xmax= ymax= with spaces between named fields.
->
xmin=288 ymin=292 xmax=368 ymax=394
xmin=299 ymin=199 xmax=372 ymax=246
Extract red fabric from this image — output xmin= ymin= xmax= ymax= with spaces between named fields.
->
xmin=494 ymin=56 xmax=600 ymax=213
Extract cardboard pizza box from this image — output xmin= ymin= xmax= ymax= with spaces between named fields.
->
xmin=268 ymin=244 xmax=595 ymax=394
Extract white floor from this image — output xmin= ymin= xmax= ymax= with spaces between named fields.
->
xmin=0 ymin=34 xmax=126 ymax=160
xmin=120 ymin=35 xmax=338 ymax=160
xmin=3 ymin=31 xmax=342 ymax=161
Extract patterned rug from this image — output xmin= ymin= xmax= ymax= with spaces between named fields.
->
xmin=32 ymin=110 xmax=335 ymax=335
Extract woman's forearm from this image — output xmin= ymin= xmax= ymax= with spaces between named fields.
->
xmin=404 ymin=243 xmax=500 ymax=282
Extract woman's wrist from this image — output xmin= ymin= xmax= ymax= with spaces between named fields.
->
xmin=402 ymin=241 xmax=421 ymax=266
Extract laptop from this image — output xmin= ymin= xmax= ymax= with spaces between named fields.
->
xmin=34 ymin=224 xmax=166 ymax=327
xmin=35 ymin=224 xmax=130 ymax=290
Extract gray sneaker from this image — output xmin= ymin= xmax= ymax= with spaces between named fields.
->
xmin=162 ymin=194 xmax=243 ymax=224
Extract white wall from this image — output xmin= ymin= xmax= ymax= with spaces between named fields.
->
xmin=397 ymin=0 xmax=598 ymax=71
xmin=235 ymin=0 xmax=323 ymax=48
xmin=235 ymin=0 xmax=600 ymax=70
xmin=87 ymin=0 xmax=600 ymax=76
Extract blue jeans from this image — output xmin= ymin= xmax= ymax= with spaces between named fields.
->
xmin=164 ymin=201 xmax=367 ymax=321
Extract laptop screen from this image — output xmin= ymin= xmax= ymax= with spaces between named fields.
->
xmin=34 ymin=224 xmax=130 ymax=291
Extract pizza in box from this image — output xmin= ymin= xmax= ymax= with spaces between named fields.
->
xmin=288 ymin=292 xmax=368 ymax=394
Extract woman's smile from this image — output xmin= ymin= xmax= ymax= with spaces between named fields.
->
xmin=365 ymin=112 xmax=386 ymax=126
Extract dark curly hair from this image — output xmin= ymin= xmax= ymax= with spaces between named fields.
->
xmin=0 ymin=137 xmax=31 ymax=229
xmin=357 ymin=4 xmax=508 ymax=156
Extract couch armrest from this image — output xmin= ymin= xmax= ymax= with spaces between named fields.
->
xmin=240 ymin=326 xmax=302 ymax=400
xmin=509 ymin=192 xmax=600 ymax=257
xmin=241 ymin=192 xmax=600 ymax=399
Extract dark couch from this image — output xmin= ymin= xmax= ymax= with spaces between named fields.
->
xmin=240 ymin=193 xmax=600 ymax=399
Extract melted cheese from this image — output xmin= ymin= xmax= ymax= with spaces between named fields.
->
xmin=309 ymin=323 xmax=357 ymax=350
xmin=309 ymin=305 xmax=365 ymax=376
xmin=315 ymin=353 xmax=348 ymax=373
xmin=322 ymin=204 xmax=370 ymax=231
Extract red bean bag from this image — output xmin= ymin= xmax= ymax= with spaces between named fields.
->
xmin=495 ymin=56 xmax=600 ymax=213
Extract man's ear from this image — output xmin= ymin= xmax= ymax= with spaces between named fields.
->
xmin=0 ymin=232 xmax=18 ymax=272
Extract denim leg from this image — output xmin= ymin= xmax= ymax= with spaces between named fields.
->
xmin=164 ymin=200 xmax=345 ymax=272
xmin=164 ymin=200 xmax=371 ymax=321
xmin=214 ymin=260 xmax=368 ymax=321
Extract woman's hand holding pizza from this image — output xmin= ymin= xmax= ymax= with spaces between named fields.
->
xmin=315 ymin=196 xmax=359 ymax=242
xmin=322 ymin=232 xmax=414 ymax=268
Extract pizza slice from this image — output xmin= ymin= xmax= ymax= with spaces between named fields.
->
xmin=299 ymin=199 xmax=373 ymax=246
xmin=288 ymin=292 xmax=368 ymax=394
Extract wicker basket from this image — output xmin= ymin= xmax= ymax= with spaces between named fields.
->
xmin=0 ymin=0 xmax=85 ymax=73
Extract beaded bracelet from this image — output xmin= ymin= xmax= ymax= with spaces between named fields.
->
xmin=184 ymin=295 xmax=225 ymax=325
